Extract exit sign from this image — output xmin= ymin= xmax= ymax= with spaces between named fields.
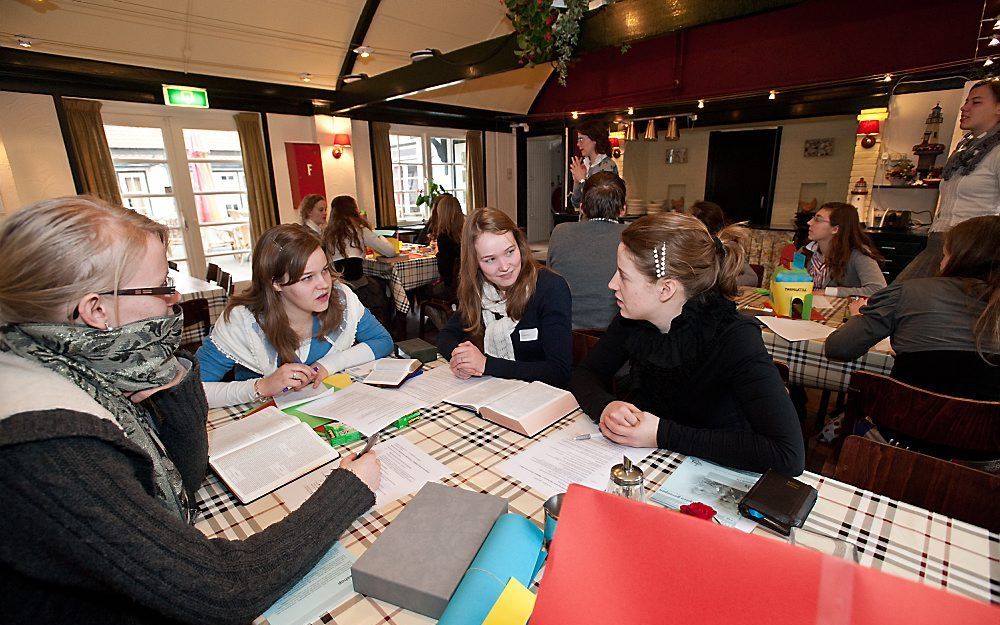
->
xmin=162 ymin=85 xmax=209 ymax=108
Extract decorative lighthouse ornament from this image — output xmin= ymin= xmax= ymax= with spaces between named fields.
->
xmin=912 ymin=103 xmax=946 ymax=179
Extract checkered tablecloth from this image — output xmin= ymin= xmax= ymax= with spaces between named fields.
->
xmin=193 ymin=363 xmax=997 ymax=623
xmin=363 ymin=253 xmax=438 ymax=314
xmin=735 ymin=287 xmax=894 ymax=392
xmin=179 ymin=288 xmax=227 ymax=346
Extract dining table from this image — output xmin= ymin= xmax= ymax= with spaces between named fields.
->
xmin=193 ymin=361 xmax=997 ymax=625
xmin=735 ymin=286 xmax=894 ymax=393
xmin=362 ymin=244 xmax=439 ymax=314
xmin=171 ymin=269 xmax=227 ymax=345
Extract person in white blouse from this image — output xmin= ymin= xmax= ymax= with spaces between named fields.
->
xmin=297 ymin=194 xmax=327 ymax=235
xmin=896 ymin=79 xmax=1000 ymax=281
xmin=569 ymin=120 xmax=619 ymax=211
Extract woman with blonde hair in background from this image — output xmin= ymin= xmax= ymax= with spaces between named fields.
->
xmin=0 ymin=196 xmax=379 ymax=624
xmin=437 ymin=207 xmax=572 ymax=387
xmin=298 ymin=193 xmax=328 ymax=235
xmin=571 ymin=212 xmax=805 ymax=475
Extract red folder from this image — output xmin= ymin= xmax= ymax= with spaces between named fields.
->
xmin=531 ymin=485 xmax=998 ymax=625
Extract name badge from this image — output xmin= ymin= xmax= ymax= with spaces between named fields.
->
xmin=519 ymin=328 xmax=539 ymax=342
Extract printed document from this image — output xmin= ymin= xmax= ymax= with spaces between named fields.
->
xmin=650 ymin=456 xmax=760 ymax=532
xmin=272 ymin=384 xmax=336 ymax=411
xmin=298 ymin=383 xmax=424 ymax=436
xmin=256 ymin=541 xmax=356 ymax=625
xmin=385 ymin=364 xmax=487 ymax=406
xmin=757 ymin=316 xmax=835 ymax=342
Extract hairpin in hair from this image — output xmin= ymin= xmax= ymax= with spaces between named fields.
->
xmin=652 ymin=242 xmax=667 ymax=278
xmin=271 ymin=238 xmax=284 ymax=252
xmin=713 ymin=236 xmax=726 ymax=258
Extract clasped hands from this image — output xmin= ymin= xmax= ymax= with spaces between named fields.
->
xmin=599 ymin=400 xmax=659 ymax=448
xmin=449 ymin=341 xmax=486 ymax=379
xmin=258 ymin=362 xmax=329 ymax=398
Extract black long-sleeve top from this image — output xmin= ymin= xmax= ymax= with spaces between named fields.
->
xmin=571 ymin=292 xmax=805 ymax=476
xmin=0 ymin=354 xmax=375 ymax=625
xmin=437 ymin=268 xmax=573 ymax=388
xmin=436 ymin=232 xmax=460 ymax=288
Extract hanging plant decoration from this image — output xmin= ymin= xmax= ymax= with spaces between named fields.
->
xmin=503 ymin=0 xmax=595 ymax=86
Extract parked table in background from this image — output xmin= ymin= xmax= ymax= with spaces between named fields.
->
xmin=363 ymin=244 xmax=438 ymax=314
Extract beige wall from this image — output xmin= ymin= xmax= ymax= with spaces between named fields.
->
xmin=0 ymin=91 xmax=76 ymax=218
xmin=485 ymin=130 xmax=518 ymax=221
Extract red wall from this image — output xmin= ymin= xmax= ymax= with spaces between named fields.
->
xmin=531 ymin=0 xmax=982 ymax=115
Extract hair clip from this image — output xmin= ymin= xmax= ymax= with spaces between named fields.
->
xmin=652 ymin=242 xmax=667 ymax=278
xmin=270 ymin=239 xmax=284 ymax=252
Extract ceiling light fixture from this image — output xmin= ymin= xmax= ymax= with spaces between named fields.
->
xmin=571 ymin=111 xmax=579 ymax=120
xmin=341 ymin=73 xmax=368 ymax=84
xmin=994 ymin=19 xmax=1000 ymax=30
xmin=15 ymin=34 xmax=32 ymax=48
xmin=627 ymin=107 xmax=634 ymax=115
xmin=643 ymin=120 xmax=657 ymax=141
xmin=697 ymin=99 xmax=705 ymax=109
xmin=882 ymin=73 xmax=893 ymax=82
xmin=299 ymin=73 xmax=312 ymax=83
xmin=986 ymin=57 xmax=995 ymax=67
xmin=410 ymin=49 xmax=439 ymax=62
xmin=768 ymin=90 xmax=777 ymax=100
xmin=353 ymin=45 xmax=373 ymax=58
xmin=990 ymin=35 xmax=1000 ymax=47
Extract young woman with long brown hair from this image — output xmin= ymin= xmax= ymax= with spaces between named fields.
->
xmin=798 ymin=202 xmax=885 ymax=297
xmin=827 ymin=215 xmax=1000 ymax=401
xmin=427 ymin=193 xmax=465 ymax=299
xmin=198 ymin=224 xmax=393 ymax=408
xmin=322 ymin=195 xmax=396 ymax=317
xmin=571 ymin=212 xmax=805 ymax=475
xmin=437 ymin=207 xmax=572 ymax=387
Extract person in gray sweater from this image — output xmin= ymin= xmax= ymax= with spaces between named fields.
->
xmin=0 ymin=196 xmax=380 ymax=625
xmin=549 ymin=171 xmax=627 ymax=330
xmin=798 ymin=202 xmax=886 ymax=297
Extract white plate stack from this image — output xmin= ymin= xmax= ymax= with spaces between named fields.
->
xmin=625 ymin=199 xmax=646 ymax=216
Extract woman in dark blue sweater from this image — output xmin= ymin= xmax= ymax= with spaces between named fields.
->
xmin=437 ymin=207 xmax=572 ymax=388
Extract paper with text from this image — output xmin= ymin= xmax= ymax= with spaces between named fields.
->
xmin=757 ymin=316 xmax=836 ymax=342
xmin=273 ymin=384 xmax=337 ymax=411
xmin=444 ymin=377 xmax=527 ymax=411
xmin=650 ymin=456 xmax=759 ymax=532
xmin=298 ymin=383 xmax=424 ymax=436
xmin=257 ymin=542 xmax=356 ymax=625
xmin=382 ymin=364 xmax=487 ymax=405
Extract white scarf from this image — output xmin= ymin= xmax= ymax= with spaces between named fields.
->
xmin=481 ymin=281 xmax=516 ymax=360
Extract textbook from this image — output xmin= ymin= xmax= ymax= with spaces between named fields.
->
xmin=208 ymin=406 xmax=340 ymax=504
xmin=443 ymin=378 xmax=578 ymax=437
xmin=362 ymin=358 xmax=422 ymax=387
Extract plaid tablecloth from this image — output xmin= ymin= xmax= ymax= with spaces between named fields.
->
xmin=177 ymin=280 xmax=227 ymax=346
xmin=193 ymin=364 xmax=997 ymax=623
xmin=735 ymin=287 xmax=894 ymax=392
xmin=363 ymin=253 xmax=438 ymax=314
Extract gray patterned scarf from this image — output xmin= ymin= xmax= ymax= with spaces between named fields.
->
xmin=0 ymin=308 xmax=189 ymax=520
xmin=942 ymin=124 xmax=1000 ymax=180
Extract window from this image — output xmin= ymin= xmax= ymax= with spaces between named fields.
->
xmin=104 ymin=119 xmax=252 ymax=281
xmin=389 ymin=129 xmax=468 ymax=223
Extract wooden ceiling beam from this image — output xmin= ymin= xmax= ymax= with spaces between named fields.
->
xmin=336 ymin=0 xmax=382 ymax=91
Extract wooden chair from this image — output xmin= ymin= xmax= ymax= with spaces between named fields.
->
xmin=844 ymin=371 xmax=1000 ymax=458
xmin=572 ymin=328 xmax=605 ymax=366
xmin=418 ymin=299 xmax=454 ymax=340
xmin=749 ymin=263 xmax=765 ymax=288
xmin=179 ymin=297 xmax=211 ymax=354
xmin=835 ymin=436 xmax=1000 ymax=531
xmin=206 ymin=263 xmax=222 ymax=284
xmin=218 ymin=270 xmax=234 ymax=296
xmin=773 ymin=359 xmax=789 ymax=385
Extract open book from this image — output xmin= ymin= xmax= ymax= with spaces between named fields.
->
xmin=363 ymin=358 xmax=421 ymax=387
xmin=208 ymin=406 xmax=340 ymax=504
xmin=443 ymin=378 xmax=579 ymax=436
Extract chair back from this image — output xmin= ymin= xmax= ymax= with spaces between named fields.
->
xmin=572 ymin=328 xmax=605 ymax=366
xmin=218 ymin=270 xmax=234 ymax=296
xmin=845 ymin=371 xmax=1000 ymax=456
xmin=206 ymin=262 xmax=222 ymax=284
xmin=179 ymin=297 xmax=211 ymax=353
xmin=835 ymin=436 xmax=1000 ymax=531
xmin=773 ymin=359 xmax=790 ymax=384
xmin=749 ymin=264 xmax=764 ymax=288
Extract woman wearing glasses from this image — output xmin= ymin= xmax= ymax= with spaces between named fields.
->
xmin=198 ymin=223 xmax=393 ymax=408
xmin=793 ymin=202 xmax=886 ymax=298
xmin=569 ymin=120 xmax=618 ymax=211
xmin=0 ymin=196 xmax=380 ymax=624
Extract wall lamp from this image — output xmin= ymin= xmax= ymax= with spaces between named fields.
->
xmin=332 ymin=134 xmax=351 ymax=158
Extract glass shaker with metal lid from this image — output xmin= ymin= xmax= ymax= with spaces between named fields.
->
xmin=606 ymin=455 xmax=646 ymax=502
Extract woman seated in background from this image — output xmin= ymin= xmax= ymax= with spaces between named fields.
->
xmin=571 ymin=212 xmax=805 ymax=476
xmin=0 ymin=197 xmax=380 ymax=624
xmin=689 ymin=200 xmax=759 ymax=287
xmin=322 ymin=194 xmax=396 ymax=319
xmin=826 ymin=215 xmax=999 ymax=401
xmin=198 ymin=224 xmax=393 ymax=408
xmin=426 ymin=193 xmax=465 ymax=301
xmin=437 ymin=207 xmax=573 ymax=388
xmin=298 ymin=193 xmax=327 ymax=235
xmin=548 ymin=171 xmax=627 ymax=330
xmin=787 ymin=201 xmax=886 ymax=297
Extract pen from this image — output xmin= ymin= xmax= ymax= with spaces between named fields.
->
xmin=359 ymin=433 xmax=380 ymax=456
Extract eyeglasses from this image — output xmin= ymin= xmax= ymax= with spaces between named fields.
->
xmin=576 ymin=136 xmax=592 ymax=143
xmin=71 ymin=276 xmax=177 ymax=319
xmin=811 ymin=216 xmax=830 ymax=224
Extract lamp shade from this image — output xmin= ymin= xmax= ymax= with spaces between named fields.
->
xmin=624 ymin=121 xmax=637 ymax=141
xmin=333 ymin=133 xmax=352 ymax=147
xmin=664 ymin=117 xmax=680 ymax=141
xmin=643 ymin=120 xmax=657 ymax=141
xmin=856 ymin=120 xmax=880 ymax=135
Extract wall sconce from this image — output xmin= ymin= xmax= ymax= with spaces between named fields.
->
xmin=332 ymin=133 xmax=351 ymax=158
xmin=643 ymin=120 xmax=657 ymax=141
xmin=856 ymin=119 xmax=880 ymax=149
xmin=609 ymin=137 xmax=622 ymax=158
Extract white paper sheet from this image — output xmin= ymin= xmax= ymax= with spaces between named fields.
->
xmin=298 ymin=383 xmax=425 ymax=436
xmin=275 ymin=436 xmax=452 ymax=510
xmin=499 ymin=415 xmax=655 ymax=499
xmin=757 ymin=316 xmax=835 ymax=342
xmin=383 ymin=364 xmax=487 ymax=405
xmin=649 ymin=456 xmax=760 ymax=532
xmin=256 ymin=542 xmax=356 ymax=625
xmin=272 ymin=384 xmax=337 ymax=411
xmin=810 ymin=294 xmax=835 ymax=309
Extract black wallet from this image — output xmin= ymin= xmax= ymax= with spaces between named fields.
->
xmin=738 ymin=470 xmax=818 ymax=536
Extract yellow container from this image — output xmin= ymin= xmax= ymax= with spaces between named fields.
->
xmin=770 ymin=274 xmax=814 ymax=319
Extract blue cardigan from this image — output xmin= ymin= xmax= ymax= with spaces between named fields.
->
xmin=437 ymin=269 xmax=573 ymax=388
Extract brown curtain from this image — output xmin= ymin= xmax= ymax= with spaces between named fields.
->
xmin=234 ymin=112 xmax=276 ymax=243
xmin=371 ymin=121 xmax=397 ymax=228
xmin=466 ymin=130 xmax=486 ymax=210
xmin=61 ymin=98 xmax=122 ymax=205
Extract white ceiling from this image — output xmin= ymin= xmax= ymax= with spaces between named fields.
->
xmin=1 ymin=0 xmax=552 ymax=113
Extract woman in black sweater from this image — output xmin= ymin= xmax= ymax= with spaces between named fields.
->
xmin=571 ymin=213 xmax=805 ymax=476
xmin=438 ymin=207 xmax=572 ymax=388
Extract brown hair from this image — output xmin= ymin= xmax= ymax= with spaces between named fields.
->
xmin=969 ymin=79 xmax=1000 ymax=103
xmin=941 ymin=215 xmax=1000 ymax=359
xmin=0 ymin=195 xmax=167 ymax=323
xmin=582 ymin=171 xmax=626 ymax=220
xmin=225 ymin=224 xmax=343 ymax=365
xmin=457 ymin=207 xmax=541 ymax=337
xmin=690 ymin=200 xmax=727 ymax=235
xmin=430 ymin=193 xmax=465 ymax=243
xmin=297 ymin=194 xmax=326 ymax=225
xmin=576 ymin=120 xmax=612 ymax=157
xmin=818 ymin=202 xmax=883 ymax=283
xmin=323 ymin=195 xmax=371 ymax=259
xmin=620 ymin=212 xmax=749 ymax=298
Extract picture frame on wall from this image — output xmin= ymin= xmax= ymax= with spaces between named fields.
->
xmin=666 ymin=148 xmax=688 ymax=164
xmin=803 ymin=138 xmax=834 ymax=157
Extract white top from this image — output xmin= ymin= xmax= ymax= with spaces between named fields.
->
xmin=304 ymin=220 xmax=323 ymax=235
xmin=932 ymin=142 xmax=1000 ymax=232
xmin=328 ymin=227 xmax=397 ymax=261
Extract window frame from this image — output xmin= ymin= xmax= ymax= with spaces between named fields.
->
xmin=388 ymin=124 xmax=468 ymax=225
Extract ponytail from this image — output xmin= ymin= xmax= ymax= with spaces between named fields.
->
xmin=715 ymin=224 xmax=750 ymax=297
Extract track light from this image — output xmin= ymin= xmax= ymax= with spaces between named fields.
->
xmin=15 ymin=34 xmax=32 ymax=48
xmin=627 ymin=107 xmax=634 ymax=115
xmin=768 ymin=90 xmax=777 ymax=100
xmin=697 ymin=99 xmax=705 ymax=109
xmin=299 ymin=73 xmax=312 ymax=83
xmin=353 ymin=45 xmax=373 ymax=58
xmin=643 ymin=120 xmax=657 ymax=141
xmin=990 ymin=35 xmax=1000 ymax=47
xmin=342 ymin=73 xmax=368 ymax=84
xmin=571 ymin=111 xmax=579 ymax=120
xmin=882 ymin=73 xmax=893 ymax=82
xmin=986 ymin=58 xmax=995 ymax=67
xmin=410 ymin=49 xmax=439 ymax=61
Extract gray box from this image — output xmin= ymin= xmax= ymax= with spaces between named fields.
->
xmin=351 ymin=482 xmax=507 ymax=619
